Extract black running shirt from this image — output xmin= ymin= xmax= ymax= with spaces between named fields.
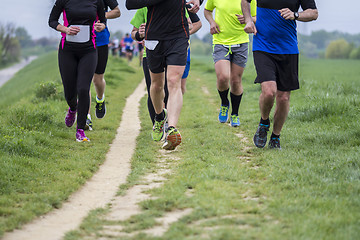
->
xmin=126 ymin=0 xmax=190 ymax=41
xmin=49 ymin=0 xmax=106 ymax=50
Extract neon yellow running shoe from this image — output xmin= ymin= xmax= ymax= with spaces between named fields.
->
xmin=152 ymin=109 xmax=167 ymax=141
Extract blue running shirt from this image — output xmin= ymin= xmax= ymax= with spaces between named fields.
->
xmin=247 ymin=0 xmax=317 ymax=54
xmin=96 ymin=0 xmax=119 ymax=46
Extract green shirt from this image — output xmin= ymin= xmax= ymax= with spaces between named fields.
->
xmin=130 ymin=7 xmax=148 ymax=58
xmin=205 ymin=0 xmax=257 ymax=45
xmin=130 ymin=7 xmax=190 ymax=58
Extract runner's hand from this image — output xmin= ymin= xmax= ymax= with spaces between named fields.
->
xmin=139 ymin=23 xmax=146 ymax=38
xmin=244 ymin=21 xmax=257 ymax=35
xmin=210 ymin=21 xmax=221 ymax=35
xmin=236 ymin=14 xmax=246 ymax=24
xmin=94 ymin=20 xmax=105 ymax=32
xmin=66 ymin=26 xmax=80 ymax=35
xmin=279 ymin=8 xmax=295 ymax=20
xmin=187 ymin=0 xmax=200 ymax=13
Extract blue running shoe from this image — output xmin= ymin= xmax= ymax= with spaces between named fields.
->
xmin=253 ymin=123 xmax=269 ymax=148
xmin=218 ymin=105 xmax=229 ymax=123
xmin=230 ymin=114 xmax=240 ymax=127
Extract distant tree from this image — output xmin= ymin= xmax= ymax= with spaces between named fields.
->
xmin=349 ymin=46 xmax=360 ymax=60
xmin=0 ymin=22 xmax=21 ymax=65
xmin=15 ymin=27 xmax=33 ymax=48
xmin=325 ymin=39 xmax=353 ymax=59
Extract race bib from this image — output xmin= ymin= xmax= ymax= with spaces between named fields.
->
xmin=144 ymin=40 xmax=159 ymax=50
xmin=66 ymin=25 xmax=90 ymax=43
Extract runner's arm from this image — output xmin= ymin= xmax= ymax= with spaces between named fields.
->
xmin=279 ymin=8 xmax=318 ymax=22
xmin=106 ymin=6 xmax=121 ymax=19
xmin=204 ymin=9 xmax=220 ymax=35
xmin=188 ymin=12 xmax=202 ymax=35
xmin=105 ymin=0 xmax=121 ymax=19
xmin=241 ymin=0 xmax=257 ymax=34
xmin=48 ymin=0 xmax=80 ymax=35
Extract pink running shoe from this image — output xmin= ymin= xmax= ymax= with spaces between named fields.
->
xmin=76 ymin=129 xmax=90 ymax=142
xmin=65 ymin=108 xmax=76 ymax=127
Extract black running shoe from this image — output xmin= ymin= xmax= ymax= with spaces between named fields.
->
xmin=268 ymin=137 xmax=281 ymax=149
xmin=95 ymin=99 xmax=106 ymax=119
xmin=253 ymin=123 xmax=269 ymax=148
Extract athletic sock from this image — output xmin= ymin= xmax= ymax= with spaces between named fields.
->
xmin=218 ymin=88 xmax=230 ymax=106
xmin=87 ymin=114 xmax=91 ymax=120
xmin=96 ymin=95 xmax=105 ymax=102
xmin=155 ymin=109 xmax=165 ymax=122
xmin=271 ymin=132 xmax=280 ymax=139
xmin=260 ymin=117 xmax=270 ymax=126
xmin=230 ymin=92 xmax=243 ymax=115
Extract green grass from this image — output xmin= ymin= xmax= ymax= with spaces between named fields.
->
xmin=0 ymin=53 xmax=143 ymax=236
xmin=68 ymin=55 xmax=360 ymax=240
xmin=2 ymin=52 xmax=360 ymax=239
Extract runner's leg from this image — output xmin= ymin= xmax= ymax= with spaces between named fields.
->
xmin=166 ymin=65 xmax=186 ymax=127
xmin=273 ymin=90 xmax=291 ymax=135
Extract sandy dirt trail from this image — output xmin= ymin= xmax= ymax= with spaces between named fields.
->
xmin=2 ymin=80 xmax=146 ymax=240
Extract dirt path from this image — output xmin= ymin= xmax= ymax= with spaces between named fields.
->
xmin=3 ymin=80 xmax=146 ymax=240
xmin=0 ymin=56 xmax=37 ymax=87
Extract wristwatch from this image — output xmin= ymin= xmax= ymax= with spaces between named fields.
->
xmin=294 ymin=12 xmax=299 ymax=20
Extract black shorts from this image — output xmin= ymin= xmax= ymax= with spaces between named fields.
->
xmin=253 ymin=51 xmax=299 ymax=91
xmin=146 ymin=38 xmax=189 ymax=73
xmin=95 ymin=45 xmax=109 ymax=74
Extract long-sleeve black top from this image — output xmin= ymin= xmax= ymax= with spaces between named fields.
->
xmin=49 ymin=0 xmax=106 ymax=50
xmin=126 ymin=0 xmax=190 ymax=41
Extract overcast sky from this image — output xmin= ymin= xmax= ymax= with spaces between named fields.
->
xmin=1 ymin=0 xmax=359 ymax=40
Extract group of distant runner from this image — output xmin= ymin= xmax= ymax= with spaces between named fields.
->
xmin=48 ymin=0 xmax=318 ymax=150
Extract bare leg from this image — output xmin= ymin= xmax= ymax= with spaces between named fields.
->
xmin=166 ymin=65 xmax=186 ymax=127
xmin=214 ymin=60 xmax=230 ymax=91
xmin=181 ymin=77 xmax=186 ymax=95
xmin=259 ymin=81 xmax=277 ymax=120
xmin=93 ymin=73 xmax=106 ymax=100
xmin=273 ymin=91 xmax=291 ymax=135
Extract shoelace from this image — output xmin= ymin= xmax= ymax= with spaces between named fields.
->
xmin=258 ymin=124 xmax=269 ymax=137
xmin=270 ymin=137 xmax=280 ymax=147
xmin=97 ymin=103 xmax=103 ymax=111
xmin=154 ymin=121 xmax=164 ymax=131
xmin=231 ymin=115 xmax=239 ymax=122
xmin=78 ymin=130 xmax=86 ymax=138
xmin=220 ymin=106 xmax=228 ymax=116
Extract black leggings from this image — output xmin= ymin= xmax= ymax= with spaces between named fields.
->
xmin=142 ymin=57 xmax=168 ymax=124
xmin=58 ymin=48 xmax=97 ymax=130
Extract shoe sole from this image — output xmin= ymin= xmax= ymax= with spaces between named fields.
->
xmin=76 ymin=138 xmax=89 ymax=142
xmin=162 ymin=132 xmax=182 ymax=150
xmin=218 ymin=116 xmax=229 ymax=123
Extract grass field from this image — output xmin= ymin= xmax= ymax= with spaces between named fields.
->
xmin=1 ymin=52 xmax=359 ymax=239
xmin=64 ymin=55 xmax=360 ymax=240
xmin=0 ymin=52 xmax=143 ymax=236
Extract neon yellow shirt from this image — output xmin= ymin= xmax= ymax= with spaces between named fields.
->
xmin=205 ymin=0 xmax=257 ymax=45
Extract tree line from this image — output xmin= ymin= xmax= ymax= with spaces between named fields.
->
xmin=0 ymin=22 xmax=57 ymax=68
xmin=298 ymin=30 xmax=360 ymax=59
